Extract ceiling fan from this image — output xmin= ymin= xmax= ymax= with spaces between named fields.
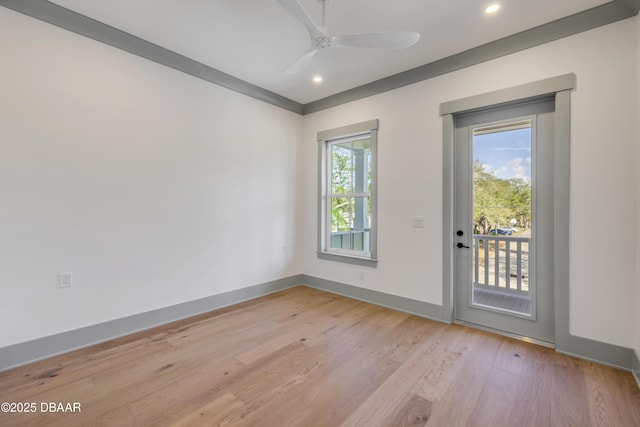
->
xmin=277 ymin=0 xmax=420 ymax=74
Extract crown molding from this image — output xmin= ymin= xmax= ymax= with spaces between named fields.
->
xmin=303 ymin=0 xmax=639 ymax=114
xmin=1 ymin=0 xmax=638 ymax=115
xmin=0 ymin=0 xmax=304 ymax=114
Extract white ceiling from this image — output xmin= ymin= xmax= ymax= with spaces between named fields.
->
xmin=48 ymin=0 xmax=610 ymax=104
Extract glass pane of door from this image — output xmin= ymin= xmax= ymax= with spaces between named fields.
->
xmin=471 ymin=120 xmax=533 ymax=317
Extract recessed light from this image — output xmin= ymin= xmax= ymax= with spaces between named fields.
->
xmin=313 ymin=76 xmax=323 ymax=84
xmin=486 ymin=3 xmax=500 ymax=14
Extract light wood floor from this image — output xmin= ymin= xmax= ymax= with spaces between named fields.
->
xmin=1 ymin=286 xmax=639 ymax=426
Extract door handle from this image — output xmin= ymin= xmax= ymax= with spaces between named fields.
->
xmin=457 ymin=242 xmax=469 ymax=249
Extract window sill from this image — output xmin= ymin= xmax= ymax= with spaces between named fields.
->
xmin=317 ymin=251 xmax=378 ymax=267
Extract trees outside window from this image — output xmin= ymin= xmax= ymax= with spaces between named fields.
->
xmin=473 ymin=161 xmax=532 ymax=235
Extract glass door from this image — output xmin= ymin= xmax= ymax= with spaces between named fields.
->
xmin=454 ymin=100 xmax=555 ymax=345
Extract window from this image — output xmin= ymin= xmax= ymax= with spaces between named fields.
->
xmin=317 ymin=120 xmax=378 ymax=266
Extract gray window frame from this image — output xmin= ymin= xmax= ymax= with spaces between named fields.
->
xmin=317 ymin=119 xmax=379 ymax=267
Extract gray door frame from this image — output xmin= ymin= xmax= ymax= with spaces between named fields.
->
xmin=442 ymin=74 xmax=632 ymax=367
xmin=441 ymin=74 xmax=630 ymax=366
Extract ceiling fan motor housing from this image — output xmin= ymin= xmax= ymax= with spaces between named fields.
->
xmin=313 ymin=36 xmax=333 ymax=49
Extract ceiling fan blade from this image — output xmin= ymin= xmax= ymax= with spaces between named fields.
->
xmin=277 ymin=0 xmax=324 ymax=39
xmin=284 ymin=48 xmax=319 ymax=75
xmin=333 ymin=31 xmax=420 ymax=49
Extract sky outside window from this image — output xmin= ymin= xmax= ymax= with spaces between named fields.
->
xmin=473 ymin=127 xmax=531 ymax=183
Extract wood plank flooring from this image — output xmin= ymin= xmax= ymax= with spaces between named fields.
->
xmin=1 ymin=286 xmax=638 ymax=426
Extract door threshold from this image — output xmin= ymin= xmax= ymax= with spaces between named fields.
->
xmin=453 ymin=320 xmax=555 ymax=349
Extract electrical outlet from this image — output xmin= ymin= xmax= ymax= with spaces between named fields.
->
xmin=58 ymin=272 xmax=73 ymax=288
xmin=358 ymin=270 xmax=365 ymax=281
xmin=412 ymin=216 xmax=425 ymax=228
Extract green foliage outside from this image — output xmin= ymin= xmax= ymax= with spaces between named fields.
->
xmin=331 ymin=197 xmax=350 ymax=231
xmin=331 ymin=145 xmax=353 ymax=231
xmin=473 ymin=161 xmax=531 ymax=235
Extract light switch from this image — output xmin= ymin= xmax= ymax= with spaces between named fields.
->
xmin=58 ymin=272 xmax=73 ymax=288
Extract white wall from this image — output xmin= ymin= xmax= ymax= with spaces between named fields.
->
xmin=1 ymin=7 xmax=638 ymax=354
xmin=302 ymin=18 xmax=638 ymax=348
xmin=0 ymin=8 xmax=303 ymax=348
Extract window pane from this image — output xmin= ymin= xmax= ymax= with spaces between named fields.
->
xmin=352 ymin=196 xmax=371 ymax=252
xmin=352 ymin=138 xmax=371 ymax=194
xmin=331 ymin=142 xmax=353 ymax=194
xmin=330 ymin=197 xmax=353 ymax=250
xmin=329 ymin=197 xmax=370 ymax=253
xmin=330 ymin=138 xmax=371 ymax=195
